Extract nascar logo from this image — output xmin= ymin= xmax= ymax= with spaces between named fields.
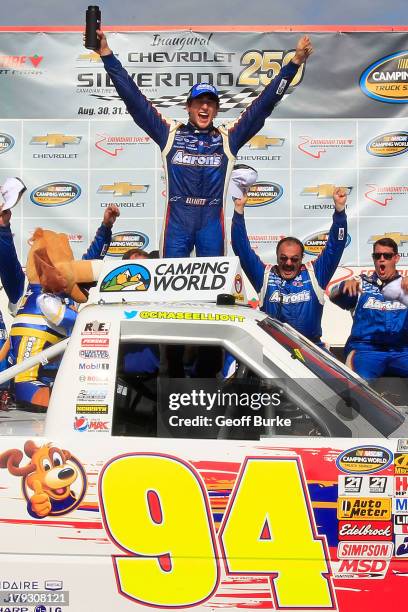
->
xmin=30 ymin=182 xmax=81 ymax=206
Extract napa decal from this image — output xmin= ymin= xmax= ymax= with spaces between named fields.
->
xmin=303 ymin=230 xmax=351 ymax=256
xmin=0 ymin=440 xmax=87 ymax=519
xmin=246 ymin=181 xmax=283 ymax=207
xmin=336 ymin=446 xmax=393 ymax=474
xmin=106 ymin=231 xmax=149 ymax=257
xmin=30 ymin=182 xmax=81 ymax=206
xmin=100 ymin=263 xmax=151 ymax=292
xmin=367 ymin=131 xmax=408 ymax=157
xmin=0 ymin=133 xmax=14 ymax=154
xmin=360 ymin=51 xmax=408 ymax=103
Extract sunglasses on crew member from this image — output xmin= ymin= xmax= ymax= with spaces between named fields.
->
xmin=278 ymin=255 xmax=301 ymax=264
xmin=372 ymin=252 xmax=395 ymax=261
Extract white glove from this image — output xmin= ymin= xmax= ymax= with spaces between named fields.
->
xmin=382 ymin=277 xmax=408 ymax=306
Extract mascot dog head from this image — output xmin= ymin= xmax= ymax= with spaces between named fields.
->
xmin=26 ymin=228 xmax=100 ymax=303
xmin=0 ymin=440 xmax=77 ymax=501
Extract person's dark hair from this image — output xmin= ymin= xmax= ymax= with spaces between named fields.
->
xmin=148 ymin=250 xmax=160 ymax=259
xmin=373 ymin=237 xmax=398 ymax=254
xmin=122 ymin=248 xmax=149 ymax=260
xmin=276 ymin=237 xmax=304 ymax=257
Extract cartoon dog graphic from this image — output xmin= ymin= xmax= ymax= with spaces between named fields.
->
xmin=0 ymin=440 xmax=86 ymax=518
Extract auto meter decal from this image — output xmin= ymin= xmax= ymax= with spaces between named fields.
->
xmin=367 ymin=131 xmax=408 ymax=157
xmin=245 ymin=181 xmax=283 ymax=207
xmin=360 ymin=51 xmax=408 ymax=103
xmin=0 ymin=440 xmax=87 ymax=519
xmin=0 ymin=133 xmax=14 ymax=154
xmin=30 ymin=182 xmax=81 ymax=206
xmin=303 ymin=231 xmax=351 ymax=256
xmin=100 ymin=263 xmax=151 ymax=292
xmin=336 ymin=445 xmax=393 ymax=474
xmin=106 ymin=231 xmax=149 ymax=257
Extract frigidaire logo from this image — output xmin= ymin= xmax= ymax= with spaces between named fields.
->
xmin=30 ymin=182 xmax=81 ymax=207
xmin=0 ymin=133 xmax=14 ymax=154
xmin=246 ymin=182 xmax=283 ymax=207
xmin=303 ymin=231 xmax=351 ymax=256
xmin=107 ymin=231 xmax=149 ymax=257
xmin=360 ymin=51 xmax=408 ymax=103
xmin=367 ymin=131 xmax=408 ymax=157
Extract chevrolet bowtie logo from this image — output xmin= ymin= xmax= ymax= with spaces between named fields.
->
xmin=369 ymin=232 xmax=408 ymax=246
xmin=98 ymin=183 xmax=149 ymax=196
xmin=30 ymin=134 xmax=81 ymax=148
xmin=247 ymin=135 xmax=285 ymax=149
xmin=77 ymin=52 xmax=102 ymax=62
xmin=301 ymin=184 xmax=352 ymax=198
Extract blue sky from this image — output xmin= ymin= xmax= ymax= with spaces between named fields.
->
xmin=1 ymin=0 xmax=406 ymax=26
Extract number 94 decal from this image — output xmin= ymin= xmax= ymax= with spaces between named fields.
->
xmin=99 ymin=454 xmax=335 ymax=610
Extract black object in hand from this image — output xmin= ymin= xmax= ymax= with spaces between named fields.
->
xmin=85 ymin=5 xmax=101 ymax=50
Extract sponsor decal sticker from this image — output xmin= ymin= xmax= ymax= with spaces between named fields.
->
xmin=30 ymin=182 xmax=81 ymax=207
xmin=397 ymin=438 xmax=408 ymax=452
xmin=333 ymin=559 xmax=389 ymax=579
xmin=78 ymin=362 xmax=109 ymax=370
xmin=82 ymin=321 xmax=111 ymax=335
xmin=76 ymin=389 xmax=107 ymax=402
xmin=138 ymin=311 xmax=245 ymax=322
xmin=81 ymin=337 xmax=109 ymax=348
xmin=337 ymin=541 xmax=393 ymax=559
xmin=395 ymin=534 xmax=408 ymax=557
xmin=395 ymin=453 xmax=408 ymax=474
xmin=336 ymin=445 xmax=392 ymax=474
xmin=338 ymin=520 xmax=393 ymax=541
xmin=107 ymin=231 xmax=149 ymax=257
xmin=366 ymin=131 xmax=408 ymax=157
xmin=394 ymin=475 xmax=408 ymax=497
xmin=234 ymin=273 xmax=243 ymax=295
xmin=303 ymin=231 xmax=351 ymax=256
xmin=100 ymin=263 xmax=151 ymax=292
xmin=78 ymin=349 xmax=109 ymax=359
xmin=392 ymin=497 xmax=408 ymax=513
xmin=0 ymin=133 xmax=14 ymax=154
xmin=360 ymin=51 xmax=408 ymax=103
xmin=74 ymin=416 xmax=110 ymax=432
xmin=337 ymin=497 xmax=391 ymax=520
xmin=76 ymin=404 xmax=109 ymax=414
xmin=245 ymin=181 xmax=283 ymax=207
xmin=338 ymin=475 xmax=392 ymax=496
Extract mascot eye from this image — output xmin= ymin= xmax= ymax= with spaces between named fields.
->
xmin=52 ymin=451 xmax=64 ymax=467
xmin=42 ymin=458 xmax=52 ymax=471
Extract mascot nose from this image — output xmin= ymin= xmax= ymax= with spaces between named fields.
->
xmin=58 ymin=467 xmax=75 ymax=480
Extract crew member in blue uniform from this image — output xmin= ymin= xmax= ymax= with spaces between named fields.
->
xmin=330 ymin=237 xmax=408 ymax=378
xmin=232 ymin=187 xmax=348 ymax=345
xmin=94 ymin=31 xmax=312 ymax=257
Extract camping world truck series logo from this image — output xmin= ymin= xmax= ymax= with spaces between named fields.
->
xmin=30 ymin=182 xmax=81 ymax=206
xmin=360 ymin=51 xmax=408 ymax=103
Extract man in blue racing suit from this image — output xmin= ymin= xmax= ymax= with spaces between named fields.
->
xmin=95 ymin=31 xmax=312 ymax=257
xmin=231 ymin=187 xmax=347 ymax=344
xmin=330 ymin=237 xmax=408 ymax=379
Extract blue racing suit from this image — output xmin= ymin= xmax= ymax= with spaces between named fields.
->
xmin=9 ymin=223 xmax=112 ymax=409
xmin=102 ymin=53 xmax=300 ymax=257
xmin=0 ymin=224 xmax=25 ymax=374
xmin=330 ymin=273 xmax=408 ymax=378
xmin=231 ymin=210 xmax=347 ymax=343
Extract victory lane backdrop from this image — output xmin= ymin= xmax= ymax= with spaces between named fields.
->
xmin=1 ymin=30 xmax=408 ymax=264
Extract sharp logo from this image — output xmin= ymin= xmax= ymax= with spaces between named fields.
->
xmin=301 ymin=184 xmax=352 ymax=198
xmin=30 ymin=133 xmax=82 ymax=148
xmin=369 ymin=232 xmax=408 ymax=245
xmin=98 ymin=182 xmax=149 ymax=196
xmin=247 ymin=135 xmax=285 ymax=149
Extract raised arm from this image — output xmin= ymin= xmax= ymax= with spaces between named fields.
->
xmin=228 ymin=36 xmax=313 ymax=155
xmin=231 ymin=197 xmax=266 ymax=293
